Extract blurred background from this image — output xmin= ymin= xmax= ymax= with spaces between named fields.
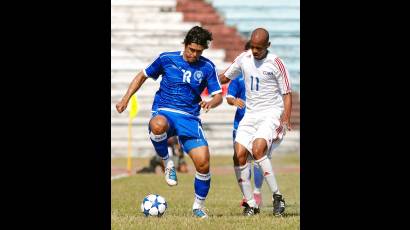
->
xmin=111 ymin=0 xmax=300 ymax=160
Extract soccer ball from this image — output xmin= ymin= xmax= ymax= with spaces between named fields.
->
xmin=140 ymin=194 xmax=167 ymax=217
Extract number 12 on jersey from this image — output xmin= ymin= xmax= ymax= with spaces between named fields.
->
xmin=250 ymin=76 xmax=259 ymax=91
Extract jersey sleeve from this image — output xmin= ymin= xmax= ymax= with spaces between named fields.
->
xmin=274 ymin=57 xmax=292 ymax=94
xmin=226 ymin=78 xmax=240 ymax=98
xmin=144 ymin=55 xmax=164 ymax=80
xmin=206 ymin=65 xmax=222 ymax=96
xmin=224 ymin=53 xmax=244 ymax=80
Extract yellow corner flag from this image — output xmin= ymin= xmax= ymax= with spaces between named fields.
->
xmin=127 ymin=94 xmax=139 ymax=175
xmin=129 ymin=94 xmax=139 ymax=119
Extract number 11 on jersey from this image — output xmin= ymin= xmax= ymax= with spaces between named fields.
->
xmin=250 ymin=76 xmax=259 ymax=91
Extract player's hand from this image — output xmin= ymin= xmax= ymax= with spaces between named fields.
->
xmin=199 ymin=100 xmax=212 ymax=113
xmin=280 ymin=117 xmax=292 ymax=131
xmin=116 ymin=100 xmax=128 ymax=113
xmin=233 ymin=98 xmax=245 ymax=109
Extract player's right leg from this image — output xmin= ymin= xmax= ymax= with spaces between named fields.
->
xmin=233 ymin=129 xmax=249 ymax=207
xmin=233 ymin=142 xmax=260 ymax=216
xmin=149 ymin=114 xmax=177 ymax=186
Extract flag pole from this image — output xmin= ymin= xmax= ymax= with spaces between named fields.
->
xmin=127 ymin=115 xmax=132 ymax=176
xmin=127 ymin=94 xmax=138 ymax=176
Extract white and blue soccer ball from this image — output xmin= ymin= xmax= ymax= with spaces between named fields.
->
xmin=140 ymin=194 xmax=167 ymax=217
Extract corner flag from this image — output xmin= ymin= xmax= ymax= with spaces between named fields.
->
xmin=129 ymin=94 xmax=139 ymax=119
xmin=127 ymin=94 xmax=139 ymax=175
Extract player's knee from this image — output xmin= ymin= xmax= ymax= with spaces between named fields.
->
xmin=234 ymin=153 xmax=247 ymax=166
xmin=149 ymin=115 xmax=169 ymax=134
xmin=252 ymin=145 xmax=266 ymax=160
xmin=232 ymin=154 xmax=240 ymax=166
xmin=196 ymin=161 xmax=209 ymax=174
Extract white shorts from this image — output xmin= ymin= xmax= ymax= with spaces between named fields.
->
xmin=235 ymin=110 xmax=285 ymax=159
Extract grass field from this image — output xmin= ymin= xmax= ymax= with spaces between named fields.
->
xmin=111 ymin=153 xmax=300 ymax=229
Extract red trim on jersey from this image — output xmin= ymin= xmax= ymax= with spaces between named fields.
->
xmin=275 ymin=58 xmax=291 ymax=92
xmin=276 ymin=125 xmax=283 ymax=137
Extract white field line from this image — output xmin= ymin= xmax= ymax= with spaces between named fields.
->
xmin=111 ymin=173 xmax=130 ymax=180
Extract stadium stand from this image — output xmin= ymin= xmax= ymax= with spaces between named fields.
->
xmin=111 ymin=0 xmax=300 ymax=157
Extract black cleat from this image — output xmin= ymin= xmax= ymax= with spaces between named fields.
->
xmin=242 ymin=202 xmax=260 ymax=216
xmin=272 ymin=194 xmax=285 ymax=216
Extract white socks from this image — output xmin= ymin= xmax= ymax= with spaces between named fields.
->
xmin=255 ymin=155 xmax=280 ymax=195
xmin=234 ymin=163 xmax=257 ymax=207
xmin=164 ymin=158 xmax=174 ymax=169
xmin=192 ymin=197 xmax=205 ymax=210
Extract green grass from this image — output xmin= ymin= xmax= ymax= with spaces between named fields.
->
xmin=112 ymin=154 xmax=300 ymax=229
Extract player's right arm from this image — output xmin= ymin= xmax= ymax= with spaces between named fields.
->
xmin=218 ymin=52 xmax=245 ymax=84
xmin=219 ymin=73 xmax=231 ymax=84
xmin=117 ymin=54 xmax=164 ymax=113
xmin=116 ymin=71 xmax=148 ymax=113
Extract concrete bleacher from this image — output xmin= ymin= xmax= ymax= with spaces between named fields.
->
xmin=111 ymin=0 xmax=300 ymax=158
xmin=111 ymin=0 xmax=233 ymax=157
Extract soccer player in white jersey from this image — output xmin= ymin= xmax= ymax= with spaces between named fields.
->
xmin=219 ymin=28 xmax=292 ymax=216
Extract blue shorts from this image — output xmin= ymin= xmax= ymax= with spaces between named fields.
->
xmin=150 ymin=109 xmax=208 ymax=153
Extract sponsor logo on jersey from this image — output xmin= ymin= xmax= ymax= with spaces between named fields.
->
xmin=193 ymin=71 xmax=203 ymax=83
xmin=263 ymin=71 xmax=274 ymax=76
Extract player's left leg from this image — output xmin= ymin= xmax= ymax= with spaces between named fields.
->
xmin=187 ymin=146 xmax=210 ymax=219
xmin=253 ymin=138 xmax=285 ymax=216
xmin=174 ymin=114 xmax=210 ymax=218
xmin=252 ymin=114 xmax=286 ymax=216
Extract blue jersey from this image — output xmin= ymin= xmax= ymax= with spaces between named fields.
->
xmin=145 ymin=51 xmax=222 ymax=117
xmin=227 ymin=74 xmax=246 ymax=130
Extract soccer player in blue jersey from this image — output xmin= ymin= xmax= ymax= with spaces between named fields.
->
xmin=116 ymin=26 xmax=223 ymax=218
xmin=226 ymin=41 xmax=265 ymax=208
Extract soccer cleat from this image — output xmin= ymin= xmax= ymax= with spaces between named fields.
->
xmin=193 ymin=208 xmax=208 ymax=219
xmin=254 ymin=192 xmax=262 ymax=207
xmin=164 ymin=166 xmax=177 ymax=186
xmin=272 ymin=194 xmax=285 ymax=216
xmin=242 ymin=202 xmax=260 ymax=216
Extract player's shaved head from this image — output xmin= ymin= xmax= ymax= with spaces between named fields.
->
xmin=250 ymin=28 xmax=270 ymax=60
xmin=251 ymin=28 xmax=269 ymax=45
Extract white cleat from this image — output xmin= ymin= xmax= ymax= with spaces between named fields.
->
xmin=165 ymin=166 xmax=178 ymax=186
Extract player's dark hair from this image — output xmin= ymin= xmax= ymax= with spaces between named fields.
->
xmin=183 ymin=26 xmax=213 ymax=49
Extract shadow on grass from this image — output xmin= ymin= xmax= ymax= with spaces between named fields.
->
xmin=209 ymin=211 xmax=299 ymax=218
xmin=281 ymin=212 xmax=300 ymax=217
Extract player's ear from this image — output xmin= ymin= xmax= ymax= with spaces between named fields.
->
xmin=267 ymin=41 xmax=271 ymax=48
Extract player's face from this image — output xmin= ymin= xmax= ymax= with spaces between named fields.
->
xmin=184 ymin=43 xmax=205 ymax=63
xmin=250 ymin=41 xmax=270 ymax=60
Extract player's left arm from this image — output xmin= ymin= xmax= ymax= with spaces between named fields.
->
xmin=281 ymin=93 xmax=292 ymax=131
xmin=274 ymin=57 xmax=292 ymax=130
xmin=199 ymin=66 xmax=223 ymax=112
xmin=199 ymin=93 xmax=223 ymax=112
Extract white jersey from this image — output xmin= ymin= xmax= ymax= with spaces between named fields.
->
xmin=224 ymin=50 xmax=291 ymax=114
